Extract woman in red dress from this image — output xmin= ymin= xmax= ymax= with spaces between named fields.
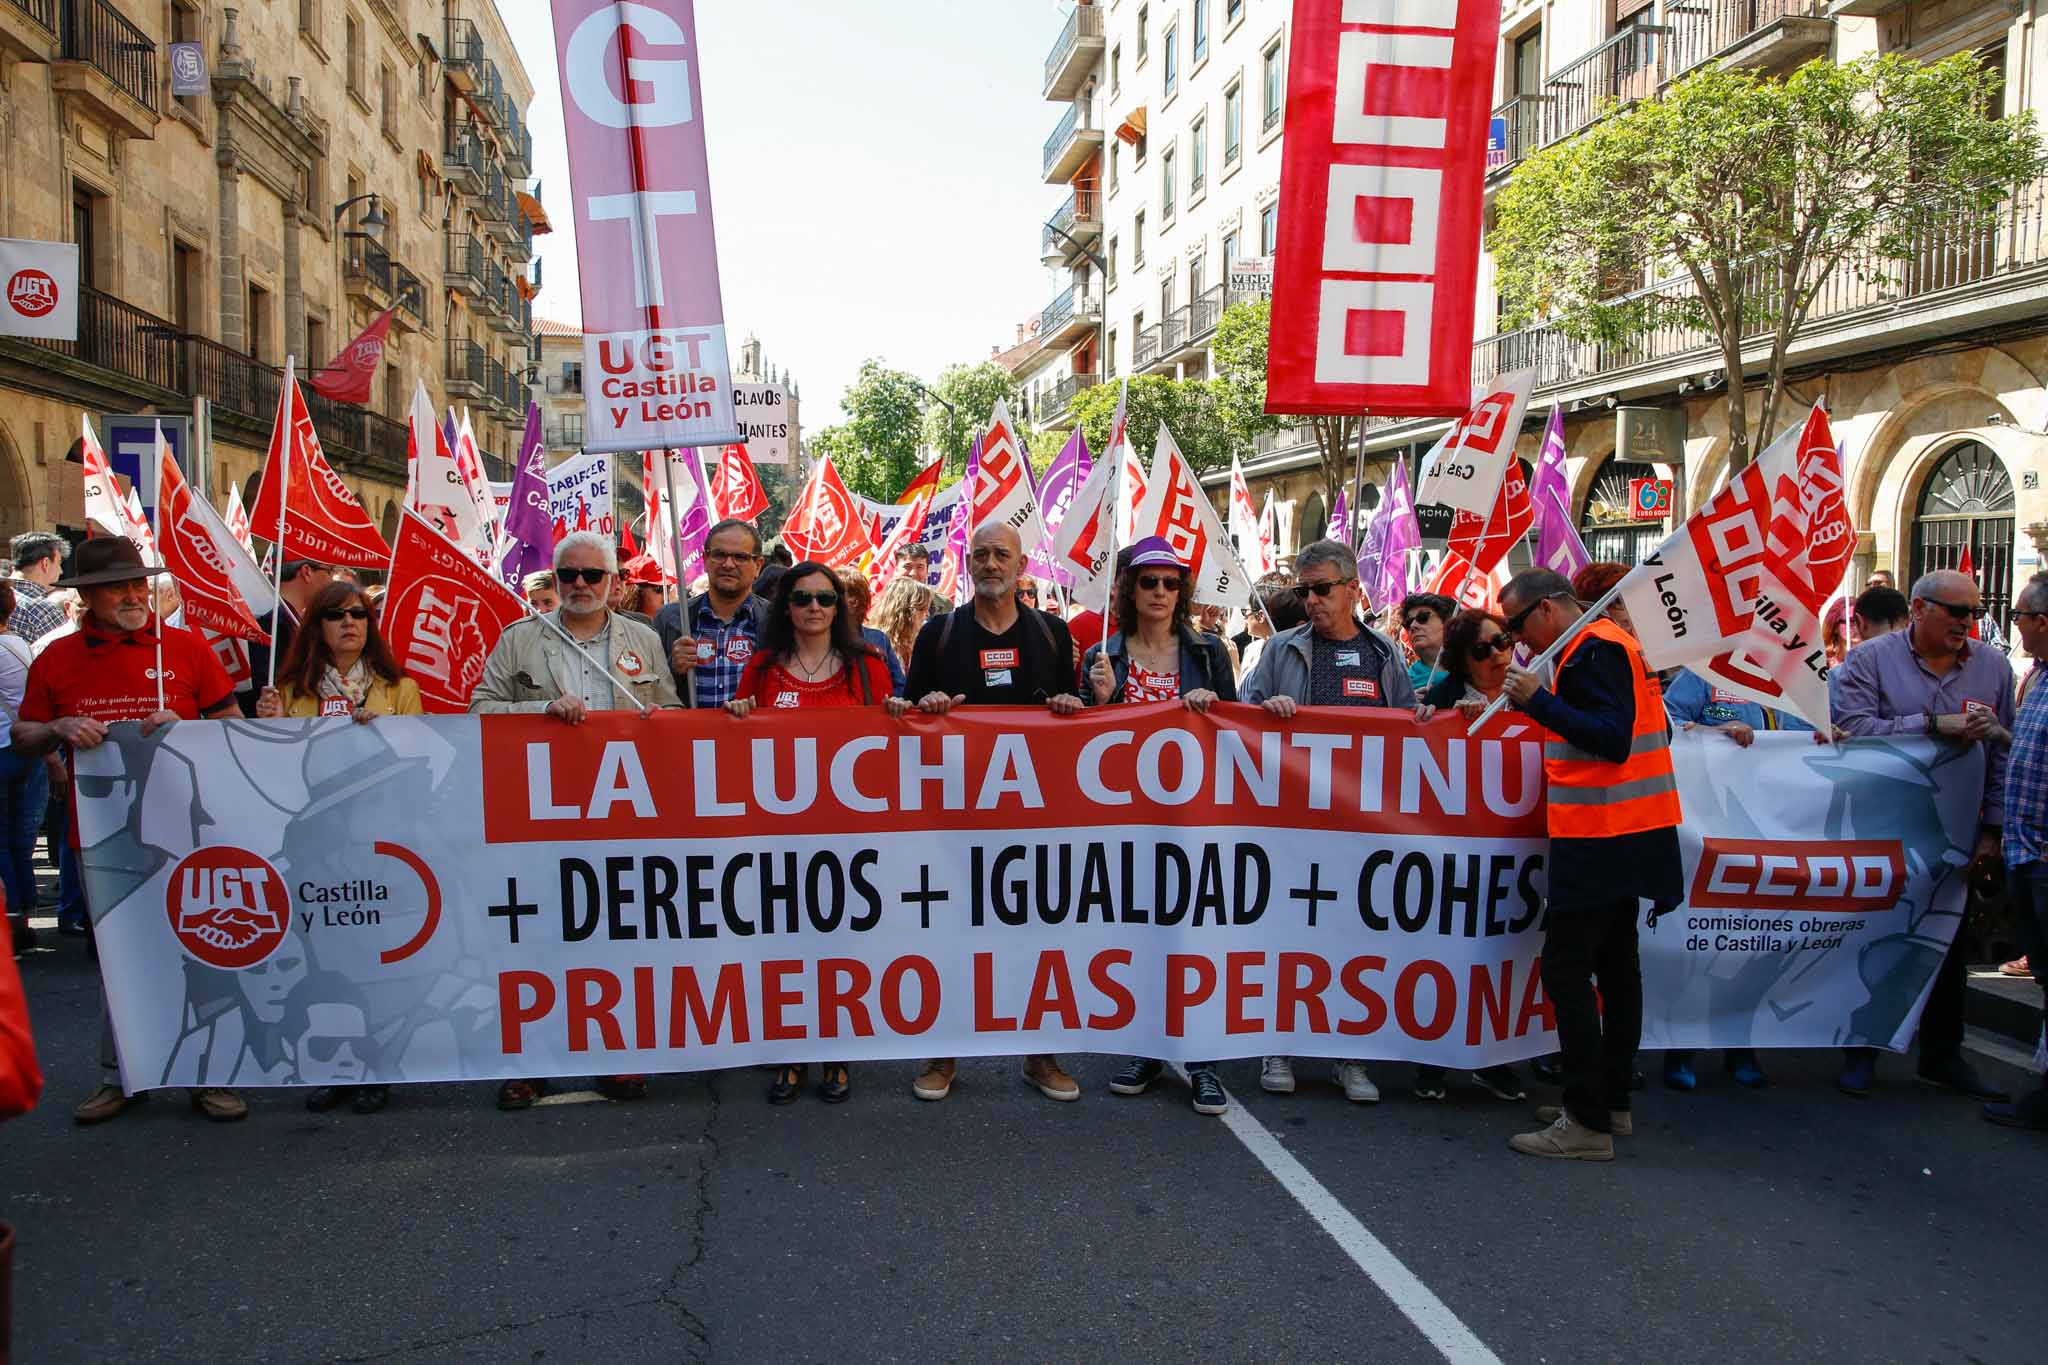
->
xmin=725 ymin=561 xmax=891 ymax=1104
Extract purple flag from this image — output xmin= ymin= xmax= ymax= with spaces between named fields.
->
xmin=1326 ymin=487 xmax=1349 ymax=543
xmin=499 ymin=403 xmax=553 ymax=587
xmin=1530 ymin=404 xmax=1590 ymax=578
xmin=1027 ymin=428 xmax=1092 ymax=590
xmin=1370 ymin=453 xmax=1421 ymax=612
xmin=939 ymin=436 xmax=980 ymax=603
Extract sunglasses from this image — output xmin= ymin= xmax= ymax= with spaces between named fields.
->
xmin=304 ymin=1035 xmax=361 ymax=1063
xmin=1469 ymin=635 xmax=1509 ymax=660
xmin=1402 ymin=613 xmax=1436 ymax=631
xmin=556 ymin=567 xmax=611 ymax=585
xmin=705 ymin=550 xmax=760 ymax=566
xmin=1301 ymin=578 xmax=1354 ymax=598
xmin=1136 ymin=573 xmax=1182 ymax=592
xmin=1503 ymin=593 xmax=1565 ymax=637
xmin=320 ymin=607 xmax=371 ymax=622
xmin=789 ymin=590 xmax=839 ymax=609
xmin=1925 ymin=598 xmax=1988 ymax=621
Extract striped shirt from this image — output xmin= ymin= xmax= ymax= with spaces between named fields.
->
xmin=2005 ymin=666 xmax=2048 ymax=868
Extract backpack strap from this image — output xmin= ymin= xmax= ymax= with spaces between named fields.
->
xmin=854 ymin=653 xmax=873 ymax=705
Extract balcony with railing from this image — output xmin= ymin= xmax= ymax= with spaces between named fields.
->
xmin=1043 ymin=98 xmax=1103 ymax=184
xmin=1037 ymin=282 xmax=1102 ymax=349
xmin=1665 ymin=0 xmax=1832 ymax=78
xmin=1487 ymin=94 xmax=1546 ymax=180
xmin=497 ymin=207 xmax=534 ymax=260
xmin=443 ymin=17 xmax=482 ymax=91
xmin=445 ymin=337 xmax=488 ymax=399
xmin=392 ymin=262 xmax=425 ymax=329
xmin=485 ymin=355 xmax=511 ymax=414
xmin=444 ymin=232 xmax=487 ymax=300
xmin=1043 ymin=2 xmax=1106 ymax=101
xmin=480 ymin=167 xmax=515 ymax=228
xmin=502 ymin=119 xmax=533 ymax=179
xmin=1043 ymin=372 xmax=1100 ymax=425
xmin=1133 ymin=322 xmax=1163 ymax=370
xmin=475 ymin=59 xmax=506 ymax=128
xmin=1 ymin=0 xmax=58 ymax=62
xmin=1541 ymin=25 xmax=1662 ymax=149
xmin=54 ymin=0 xmax=159 ymax=138
xmin=341 ymin=232 xmax=393 ymax=303
xmin=445 ymin=129 xmax=486 ymax=197
xmin=1042 ymin=181 xmax=1103 ymax=261
xmin=1471 ymin=178 xmax=2048 ymax=404
xmin=1187 ymin=285 xmax=1226 ymax=347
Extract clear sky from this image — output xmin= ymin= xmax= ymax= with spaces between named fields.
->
xmin=507 ymin=2 xmax=1066 ymax=428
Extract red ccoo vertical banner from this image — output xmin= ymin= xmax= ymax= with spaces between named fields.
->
xmin=553 ymin=0 xmax=742 ymax=454
xmin=1266 ymin=0 xmax=1502 ymax=417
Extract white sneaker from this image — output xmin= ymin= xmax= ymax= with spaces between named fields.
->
xmin=1259 ymin=1056 xmax=1295 ymax=1094
xmin=1334 ymin=1060 xmax=1380 ymax=1103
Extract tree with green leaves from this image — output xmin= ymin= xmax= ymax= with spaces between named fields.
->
xmin=924 ymin=362 xmax=1022 ymax=476
xmin=1491 ymin=52 xmax=2043 ymax=470
xmin=837 ymin=360 xmax=930 ymax=500
xmin=1211 ymin=297 xmax=1359 ymax=509
xmin=1068 ymin=374 xmax=1233 ymax=475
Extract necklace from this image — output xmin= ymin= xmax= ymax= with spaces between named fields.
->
xmin=789 ymin=645 xmax=835 ymax=680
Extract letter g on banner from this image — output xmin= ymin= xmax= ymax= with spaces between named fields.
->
xmin=566 ymin=2 xmax=694 ymax=128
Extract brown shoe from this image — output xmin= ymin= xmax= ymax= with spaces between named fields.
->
xmin=1510 ymin=1111 xmax=1615 ymax=1161
xmin=189 ymin=1088 xmax=248 ymax=1122
xmin=73 ymin=1082 xmax=141 ymax=1125
xmin=912 ymin=1058 xmax=956 ymax=1101
xmin=1535 ymin=1104 xmax=1632 ymax=1136
xmin=1023 ymin=1054 xmax=1080 ymax=1102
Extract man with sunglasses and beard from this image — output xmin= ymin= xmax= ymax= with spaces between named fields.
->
xmin=1241 ymin=538 xmax=1416 ymax=1105
xmin=1827 ymin=567 xmax=2014 ymax=1103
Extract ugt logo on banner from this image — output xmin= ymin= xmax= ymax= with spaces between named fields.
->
xmin=553 ymin=1 xmax=742 ymax=455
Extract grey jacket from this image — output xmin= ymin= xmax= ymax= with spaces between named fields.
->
xmin=1238 ymin=622 xmax=1416 ymax=708
xmin=468 ymin=611 xmax=681 ymax=713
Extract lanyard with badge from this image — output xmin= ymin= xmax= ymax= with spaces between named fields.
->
xmin=1333 ymin=643 xmax=1379 ymax=701
xmin=980 ymin=647 xmax=1018 ymax=689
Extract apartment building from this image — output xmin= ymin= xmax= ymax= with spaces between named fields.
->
xmin=1032 ymin=0 xmax=2048 ymax=632
xmin=0 ymin=0 xmax=544 ymax=544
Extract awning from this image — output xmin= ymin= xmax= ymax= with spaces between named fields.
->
xmin=416 ymin=149 xmax=437 ymax=180
xmin=515 ymin=190 xmax=553 ymax=234
xmin=1116 ymin=106 xmax=1147 ymax=145
xmin=517 ymin=275 xmax=538 ymax=301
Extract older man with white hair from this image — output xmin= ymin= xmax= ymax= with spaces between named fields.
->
xmin=469 ymin=531 xmax=678 ymax=1112
xmin=1829 ymin=566 xmax=2015 ymax=1103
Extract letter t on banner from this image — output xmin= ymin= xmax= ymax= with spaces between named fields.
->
xmin=553 ymin=0 xmax=742 ymax=454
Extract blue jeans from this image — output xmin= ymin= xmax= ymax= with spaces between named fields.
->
xmin=2009 ymin=862 xmax=2048 ymax=1115
xmin=0 ymin=746 xmax=48 ymax=921
xmin=44 ymin=777 xmax=84 ymax=929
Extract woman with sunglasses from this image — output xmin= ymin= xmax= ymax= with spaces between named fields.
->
xmin=725 ymin=561 xmax=890 ymax=1105
xmin=255 ymin=582 xmax=423 ymax=726
xmin=1081 ymin=537 xmax=1238 ymax=1116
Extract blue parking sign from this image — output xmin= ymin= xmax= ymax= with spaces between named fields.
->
xmin=99 ymin=415 xmax=190 ymax=528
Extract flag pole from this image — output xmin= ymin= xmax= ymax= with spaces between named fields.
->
xmin=1462 ymin=577 xmax=1625 ymax=735
xmin=267 ymin=356 xmax=295 ymax=689
xmin=656 ymin=447 xmax=685 ymax=590
xmin=523 ymin=603 xmax=652 ymax=714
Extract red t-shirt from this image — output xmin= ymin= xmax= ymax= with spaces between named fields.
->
xmin=20 ymin=620 xmax=237 ymax=725
xmin=737 ymin=653 xmax=893 ymax=709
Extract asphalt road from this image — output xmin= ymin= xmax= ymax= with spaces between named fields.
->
xmin=6 ymin=928 xmax=2042 ymax=1365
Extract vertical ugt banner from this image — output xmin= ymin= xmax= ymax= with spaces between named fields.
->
xmin=1266 ymin=0 xmax=1500 ymax=417
xmin=553 ymin=0 xmax=742 ymax=454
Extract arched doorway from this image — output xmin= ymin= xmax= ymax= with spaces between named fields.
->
xmin=1578 ymin=457 xmax=1663 ymax=566
xmin=1909 ymin=440 xmax=2016 ymax=633
xmin=1299 ymin=491 xmax=1325 ymax=553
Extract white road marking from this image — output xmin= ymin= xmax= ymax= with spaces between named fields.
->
xmin=1964 ymin=1027 xmax=2041 ymax=1073
xmin=1185 ymin=1069 xmax=1503 ymax=1365
xmin=532 ymin=1089 xmax=609 ymax=1106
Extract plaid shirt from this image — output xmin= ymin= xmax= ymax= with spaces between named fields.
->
xmin=8 ymin=578 xmax=66 ymax=644
xmin=689 ymin=597 xmax=761 ymax=708
xmin=2005 ymin=664 xmax=2048 ymax=868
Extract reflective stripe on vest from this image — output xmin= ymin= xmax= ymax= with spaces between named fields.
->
xmin=1544 ymin=618 xmax=1682 ymax=838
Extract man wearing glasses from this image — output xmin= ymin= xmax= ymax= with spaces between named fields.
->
xmin=1241 ymin=538 xmax=1416 ymax=1105
xmin=1828 ymin=567 xmax=2015 ymax=1103
xmin=655 ymin=518 xmax=770 ymax=708
xmin=1986 ymin=572 xmax=2048 ymax=1129
xmin=1493 ymin=567 xmax=1683 ymax=1161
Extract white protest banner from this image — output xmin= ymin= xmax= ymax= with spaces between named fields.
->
xmin=546 ymin=449 xmax=615 ymax=538
xmin=0 ymin=237 xmax=80 ymax=340
xmin=553 ymin=0 xmax=742 ymax=453
xmin=82 ymin=714 xmax=1976 ymax=1091
xmin=734 ymin=382 xmax=792 ymax=465
xmin=858 ymin=482 xmax=966 ymax=587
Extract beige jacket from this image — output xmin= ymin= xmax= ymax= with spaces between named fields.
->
xmin=467 ymin=611 xmax=680 ymax=713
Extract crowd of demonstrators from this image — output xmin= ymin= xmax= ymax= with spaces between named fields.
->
xmin=255 ymin=582 xmax=424 ymax=724
xmin=657 ymin=518 xmax=770 ymax=709
xmin=12 ymin=539 xmax=245 ymax=1124
xmin=470 ymin=532 xmax=676 ymax=1111
xmin=1244 ymin=539 xmax=1416 ymax=1105
xmin=892 ymin=523 xmax=1084 ymax=1105
xmin=1829 ymin=568 xmax=2014 ymax=1104
xmin=1396 ymin=592 xmax=1459 ymax=695
xmin=835 ymin=568 xmax=906 ymax=696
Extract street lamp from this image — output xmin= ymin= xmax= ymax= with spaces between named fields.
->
xmin=333 ymin=194 xmax=387 ymax=242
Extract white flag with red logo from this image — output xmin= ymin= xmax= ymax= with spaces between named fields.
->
xmin=970 ymin=400 xmax=1044 ymax=555
xmin=452 ymin=409 xmax=500 ymax=558
xmin=382 ymin=507 xmax=530 ymax=713
xmin=1615 ymin=416 xmax=1833 ymax=731
xmin=1227 ymin=455 xmax=1275 ymax=577
xmin=249 ymin=357 xmax=393 ymax=563
xmin=870 ymin=483 xmax=935 ymax=592
xmin=80 ymin=416 xmax=129 ymax=539
xmin=1132 ymin=424 xmax=1253 ymax=608
xmin=780 ymin=453 xmax=870 ymax=567
xmin=1424 ymin=547 xmax=1507 ymax=614
xmin=1107 ymin=383 xmax=1148 ymax=544
xmin=1047 ymin=455 xmax=1118 ymax=596
xmin=406 ymin=382 xmax=489 ymax=559
xmin=155 ymin=423 xmax=274 ymax=641
xmin=1445 ymin=450 xmax=1534 ymax=578
xmin=224 ymin=481 xmax=255 ymax=555
xmin=1415 ymin=369 xmax=1534 ymax=517
xmin=710 ymin=442 xmax=770 ymax=524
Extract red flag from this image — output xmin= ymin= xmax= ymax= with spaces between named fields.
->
xmin=156 ymin=435 xmax=270 ymax=641
xmin=710 ymin=443 xmax=769 ymax=523
xmin=894 ymin=457 xmax=943 ymax=506
xmin=620 ymin=519 xmax=639 ymax=559
xmin=1445 ymin=457 xmax=1534 ymax=577
xmin=310 ymin=307 xmax=397 ymax=404
xmin=249 ymin=359 xmax=393 ymax=563
xmin=1792 ymin=405 xmax=1854 ymax=603
xmin=382 ymin=508 xmax=529 ymax=712
xmin=870 ymin=485 xmax=935 ymax=592
xmin=1425 ymin=548 xmax=1503 ymax=614
xmin=1959 ymin=545 xmax=1981 ymax=639
xmin=780 ymin=454 xmax=870 ymax=567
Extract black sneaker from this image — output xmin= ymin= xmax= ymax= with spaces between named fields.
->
xmin=1108 ymin=1058 xmax=1164 ymax=1095
xmin=1472 ymin=1065 xmax=1527 ymax=1102
xmin=1189 ymin=1067 xmax=1228 ymax=1115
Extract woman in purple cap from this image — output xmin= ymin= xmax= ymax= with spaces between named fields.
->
xmin=1081 ymin=536 xmax=1238 ymax=1115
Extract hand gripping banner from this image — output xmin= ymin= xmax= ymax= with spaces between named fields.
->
xmin=79 ymin=714 xmax=1977 ymax=1092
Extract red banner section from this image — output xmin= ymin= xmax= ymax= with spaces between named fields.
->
xmin=478 ymin=704 xmax=1548 ymax=844
xmin=1267 ymin=0 xmax=1501 ymax=416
